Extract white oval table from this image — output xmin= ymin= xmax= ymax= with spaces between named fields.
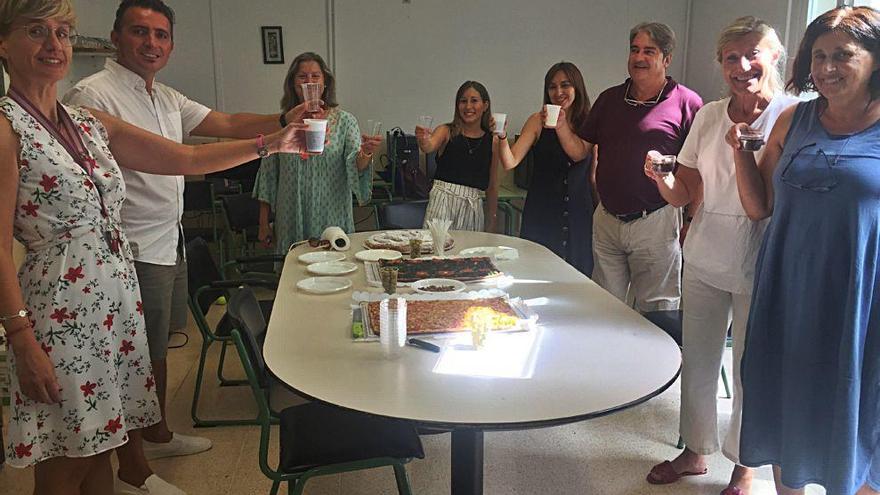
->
xmin=264 ymin=232 xmax=681 ymax=495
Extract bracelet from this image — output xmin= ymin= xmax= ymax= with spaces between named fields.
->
xmin=0 ymin=308 xmax=28 ymax=322
xmin=279 ymin=113 xmax=288 ymax=128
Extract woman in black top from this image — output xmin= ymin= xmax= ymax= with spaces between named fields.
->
xmin=497 ymin=62 xmax=595 ymax=276
xmin=416 ymin=81 xmax=500 ymax=231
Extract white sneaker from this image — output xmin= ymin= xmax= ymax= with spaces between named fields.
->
xmin=142 ymin=433 xmax=213 ymax=460
xmin=116 ymin=474 xmax=186 ymax=495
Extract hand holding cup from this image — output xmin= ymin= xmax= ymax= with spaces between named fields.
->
xmin=491 ymin=113 xmax=507 ymax=139
xmin=643 ymin=150 xmax=676 ymax=180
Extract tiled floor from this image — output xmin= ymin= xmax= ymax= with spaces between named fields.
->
xmin=1 ymin=304 xmax=826 ymax=495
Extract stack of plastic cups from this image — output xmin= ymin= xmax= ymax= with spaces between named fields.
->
xmin=380 ymin=298 xmax=407 ymax=359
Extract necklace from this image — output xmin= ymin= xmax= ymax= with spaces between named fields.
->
xmin=464 ymin=134 xmax=483 ymax=155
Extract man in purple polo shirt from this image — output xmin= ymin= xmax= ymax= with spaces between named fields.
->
xmin=580 ymin=21 xmax=702 ymax=316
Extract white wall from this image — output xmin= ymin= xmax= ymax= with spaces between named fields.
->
xmin=334 ymin=0 xmax=690 ymax=135
xmin=70 ymin=0 xmax=218 ymax=106
xmin=63 ymin=0 xmax=827 ymax=132
xmin=67 ymin=0 xmax=691 ymax=135
xmin=682 ymin=0 xmax=810 ymax=100
xmin=211 ymin=0 xmax=328 ymax=114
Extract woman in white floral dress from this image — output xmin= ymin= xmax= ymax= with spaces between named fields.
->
xmin=0 ymin=1 xmax=307 ymax=492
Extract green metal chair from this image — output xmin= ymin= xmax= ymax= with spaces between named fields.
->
xmin=226 ymin=287 xmax=424 ymax=495
xmin=185 ymin=237 xmax=282 ymax=427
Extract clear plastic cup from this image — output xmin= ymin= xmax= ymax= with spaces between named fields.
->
xmin=544 ymin=105 xmax=561 ymax=128
xmin=492 ymin=113 xmax=507 ymax=135
xmin=364 ymin=119 xmax=383 ymax=138
xmin=651 ymin=154 xmax=676 ymax=175
xmin=418 ymin=115 xmax=434 ymax=132
xmin=380 ymin=266 xmax=398 ymax=294
xmin=301 ymin=83 xmax=322 ymax=112
xmin=738 ymin=132 xmax=765 ymax=151
xmin=379 ymin=298 xmax=407 ymax=359
xmin=303 ymin=118 xmax=327 ymax=153
xmin=409 ymin=238 xmax=422 ymax=259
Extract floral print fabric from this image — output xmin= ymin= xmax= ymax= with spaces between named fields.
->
xmin=1 ymin=98 xmax=160 ymax=467
xmin=252 ymin=108 xmax=371 ymax=253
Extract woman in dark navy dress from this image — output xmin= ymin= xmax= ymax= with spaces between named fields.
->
xmin=497 ymin=62 xmax=594 ymax=276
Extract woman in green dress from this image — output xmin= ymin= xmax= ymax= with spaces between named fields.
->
xmin=254 ymin=52 xmax=381 ymax=252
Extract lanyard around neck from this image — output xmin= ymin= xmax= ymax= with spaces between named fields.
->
xmin=8 ymin=87 xmax=122 ymax=254
xmin=9 ymin=87 xmax=106 ymax=213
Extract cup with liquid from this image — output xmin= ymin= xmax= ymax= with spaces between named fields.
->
xmin=738 ymin=131 xmax=765 ymax=152
xmin=651 ymin=154 xmax=677 ymax=175
xmin=303 ymin=119 xmax=328 ymax=153
xmin=301 ymin=83 xmax=322 ymax=112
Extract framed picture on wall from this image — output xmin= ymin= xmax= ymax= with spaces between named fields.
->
xmin=261 ymin=26 xmax=284 ymax=64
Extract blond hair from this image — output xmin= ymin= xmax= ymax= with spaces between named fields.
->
xmin=716 ymin=16 xmax=786 ymax=94
xmin=0 ymin=0 xmax=76 ymax=35
xmin=0 ymin=0 xmax=75 ymax=70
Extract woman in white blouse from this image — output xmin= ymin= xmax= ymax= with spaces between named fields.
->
xmin=643 ymin=16 xmax=799 ymax=495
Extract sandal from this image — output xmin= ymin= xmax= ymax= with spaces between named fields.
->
xmin=646 ymin=460 xmax=708 ymax=485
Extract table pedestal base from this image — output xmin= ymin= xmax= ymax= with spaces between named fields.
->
xmin=451 ymin=429 xmax=484 ymax=495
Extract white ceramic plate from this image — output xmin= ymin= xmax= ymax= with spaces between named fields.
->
xmin=298 ymin=251 xmax=346 ymax=264
xmin=354 ymin=249 xmax=403 ymax=262
xmin=307 ymin=261 xmax=358 ymax=276
xmin=411 ymin=278 xmax=467 ymax=294
xmin=458 ymin=246 xmax=519 ymax=261
xmin=296 ymin=277 xmax=352 ymax=294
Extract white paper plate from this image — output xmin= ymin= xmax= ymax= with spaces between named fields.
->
xmin=298 ymin=251 xmax=346 ymax=264
xmin=411 ymin=278 xmax=467 ymax=294
xmin=354 ymin=249 xmax=403 ymax=262
xmin=297 ymin=277 xmax=352 ymax=294
xmin=307 ymin=261 xmax=358 ymax=276
xmin=458 ymin=246 xmax=519 ymax=261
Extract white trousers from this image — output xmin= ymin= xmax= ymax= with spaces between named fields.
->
xmin=424 ymin=180 xmax=484 ymax=231
xmin=679 ymin=267 xmax=750 ymax=463
xmin=592 ymin=204 xmax=681 ymax=312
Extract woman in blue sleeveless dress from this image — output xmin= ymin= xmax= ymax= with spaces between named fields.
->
xmin=497 ymin=62 xmax=594 ymax=276
xmin=726 ymin=7 xmax=880 ymax=495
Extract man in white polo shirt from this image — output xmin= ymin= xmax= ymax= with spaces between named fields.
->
xmin=64 ymin=1 xmax=307 ymax=494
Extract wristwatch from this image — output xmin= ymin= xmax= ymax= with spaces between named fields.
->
xmin=256 ymin=134 xmax=270 ymax=158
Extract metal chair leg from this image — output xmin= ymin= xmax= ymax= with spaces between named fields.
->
xmin=393 ymin=463 xmax=413 ymax=495
xmin=217 ymin=341 xmax=247 ymax=386
xmin=289 ymin=479 xmax=305 ymax=495
xmin=192 ymin=336 xmax=261 ymax=427
xmin=190 ymin=338 xmax=212 ymax=427
xmin=720 ymin=363 xmax=732 ymax=399
xmin=269 ymin=480 xmax=280 ymax=495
